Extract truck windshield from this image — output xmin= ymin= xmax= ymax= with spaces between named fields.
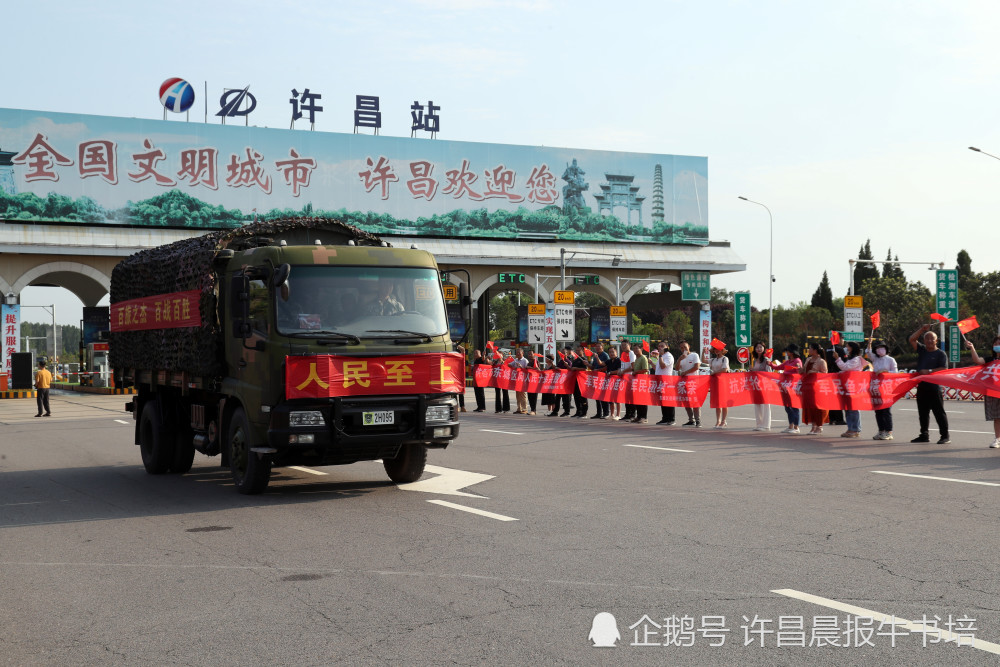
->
xmin=276 ymin=266 xmax=449 ymax=338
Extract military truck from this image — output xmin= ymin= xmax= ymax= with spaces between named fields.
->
xmin=111 ymin=217 xmax=466 ymax=494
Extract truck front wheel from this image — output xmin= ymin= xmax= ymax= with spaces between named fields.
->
xmin=227 ymin=408 xmax=271 ymax=494
xmin=139 ymin=399 xmax=173 ymax=475
xmin=383 ymin=443 xmax=427 ymax=484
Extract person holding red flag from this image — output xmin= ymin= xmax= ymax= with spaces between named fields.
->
xmin=965 ymin=335 xmax=1000 ymax=448
xmin=629 ymin=341 xmax=650 ymax=423
xmin=571 ymin=343 xmax=590 ymax=418
xmin=471 ymin=349 xmax=488 ymax=412
xmin=708 ymin=341 xmax=730 ymax=428
xmin=908 ymin=323 xmax=950 ymax=444
xmin=751 ymin=342 xmax=772 ymax=431
xmin=491 ymin=345 xmax=511 ymax=414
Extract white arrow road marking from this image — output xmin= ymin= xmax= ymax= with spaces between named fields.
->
xmin=397 ymin=464 xmax=494 ymax=498
xmin=114 ymin=419 xmax=129 ymax=424
xmin=427 ymin=499 xmax=517 ymax=521
xmin=772 ymin=588 xmax=1000 ymax=655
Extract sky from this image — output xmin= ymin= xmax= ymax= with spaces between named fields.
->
xmin=7 ymin=0 xmax=1000 ymax=325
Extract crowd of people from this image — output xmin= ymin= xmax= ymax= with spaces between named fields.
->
xmin=461 ymin=323 xmax=1000 ymax=449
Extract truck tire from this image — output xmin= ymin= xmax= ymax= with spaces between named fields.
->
xmin=170 ymin=427 xmax=196 ymax=474
xmin=139 ymin=400 xmax=172 ymax=475
xmin=227 ymin=408 xmax=271 ymax=494
xmin=383 ymin=443 xmax=427 ymax=484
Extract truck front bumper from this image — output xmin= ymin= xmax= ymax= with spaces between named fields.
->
xmin=266 ymin=394 xmax=459 ymax=465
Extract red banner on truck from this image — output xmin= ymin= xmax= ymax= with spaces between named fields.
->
xmin=286 ymin=353 xmax=465 ymax=399
xmin=110 ymin=290 xmax=201 ymax=332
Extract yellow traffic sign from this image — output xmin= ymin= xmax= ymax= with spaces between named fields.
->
xmin=844 ymin=295 xmax=863 ymax=309
xmin=610 ymin=306 xmax=627 ymax=317
xmin=554 ymin=290 xmax=575 ymax=305
xmin=527 ymin=304 xmax=546 ymax=315
xmin=442 ymin=284 xmax=458 ymax=300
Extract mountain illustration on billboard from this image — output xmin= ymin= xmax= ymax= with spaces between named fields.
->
xmin=0 ymin=185 xmax=708 ymax=243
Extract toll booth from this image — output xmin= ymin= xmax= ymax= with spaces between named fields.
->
xmin=83 ymin=343 xmax=110 ymax=387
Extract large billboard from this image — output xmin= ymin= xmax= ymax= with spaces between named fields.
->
xmin=0 ymin=108 xmax=708 ymax=245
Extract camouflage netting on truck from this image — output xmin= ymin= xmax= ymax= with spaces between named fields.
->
xmin=110 ymin=217 xmax=385 ymax=376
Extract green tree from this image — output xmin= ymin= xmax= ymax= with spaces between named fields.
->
xmin=853 ymin=240 xmax=879 ymax=293
xmin=859 ymin=275 xmax=933 ymax=356
xmin=956 ymin=249 xmax=975 ymax=290
xmin=811 ymin=271 xmax=835 ymax=316
xmin=660 ymin=310 xmax=693 ymax=346
xmin=882 ymin=249 xmax=905 ymax=279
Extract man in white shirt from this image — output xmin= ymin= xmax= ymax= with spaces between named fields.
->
xmin=676 ymin=340 xmax=702 ymax=427
xmin=510 ymin=348 xmax=530 ymax=414
xmin=655 ymin=342 xmax=676 ymax=426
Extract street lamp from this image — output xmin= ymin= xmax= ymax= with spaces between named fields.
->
xmin=738 ymin=196 xmax=774 ymax=349
xmin=4 ymin=292 xmax=16 ymax=306
xmin=969 ymin=146 xmax=1000 ymax=161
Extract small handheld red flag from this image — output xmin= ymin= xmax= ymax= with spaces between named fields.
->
xmin=557 ymin=351 xmax=566 ymax=361
xmin=930 ymin=313 xmax=949 ymax=322
xmin=532 ymin=352 xmax=544 ymax=358
xmin=584 ymin=348 xmax=593 ymax=357
xmin=830 ymin=331 xmax=841 ymax=345
xmin=710 ymin=338 xmax=726 ymax=350
xmin=642 ymin=339 xmax=650 ymax=352
xmin=956 ymin=316 xmax=980 ymax=334
xmin=485 ymin=341 xmax=495 ymax=351
xmin=870 ymin=310 xmax=881 ymax=330
xmin=765 ymin=348 xmax=773 ymax=358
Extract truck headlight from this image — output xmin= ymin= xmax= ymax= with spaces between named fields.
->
xmin=425 ymin=405 xmax=452 ymax=423
xmin=289 ymin=410 xmax=325 ymax=427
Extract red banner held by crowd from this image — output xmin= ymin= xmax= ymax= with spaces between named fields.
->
xmin=286 ymin=353 xmax=464 ymax=399
xmin=473 ymin=364 xmax=576 ymax=394
xmin=579 ymin=372 xmax=710 ymax=407
xmin=710 ymin=371 xmax=803 ymax=410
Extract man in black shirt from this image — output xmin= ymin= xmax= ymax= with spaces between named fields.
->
xmin=571 ymin=344 xmax=589 ymax=417
xmin=908 ymin=324 xmax=950 ymax=444
xmin=471 ymin=349 xmax=488 ymax=412
xmin=550 ymin=347 xmax=574 ymax=417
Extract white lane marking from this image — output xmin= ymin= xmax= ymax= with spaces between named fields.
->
xmin=624 ymin=444 xmax=695 ymax=453
xmin=898 ymin=408 xmax=965 ymax=414
xmin=949 ymin=429 xmax=995 ymax=435
xmin=114 ymin=419 xmax=129 ymax=424
xmin=871 ymin=470 xmax=1000 ymax=487
xmin=398 ymin=464 xmax=493 ymax=498
xmin=288 ymin=466 xmax=328 ymax=476
xmin=772 ymin=588 xmax=1000 ymax=655
xmin=479 ymin=428 xmax=524 ymax=436
xmin=427 ymin=499 xmax=518 ymax=522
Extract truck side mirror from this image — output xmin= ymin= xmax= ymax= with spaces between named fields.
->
xmin=272 ymin=263 xmax=290 ymax=288
xmin=230 ymin=273 xmax=251 ymax=339
xmin=459 ymin=282 xmax=471 ymax=307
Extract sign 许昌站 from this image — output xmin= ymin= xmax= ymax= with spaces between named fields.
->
xmin=0 ymin=108 xmax=709 ymax=247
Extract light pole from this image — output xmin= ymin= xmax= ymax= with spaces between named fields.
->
xmin=738 ymin=196 xmax=773 ymax=349
xmin=969 ymin=146 xmax=1000 ymax=161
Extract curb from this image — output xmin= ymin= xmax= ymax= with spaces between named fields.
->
xmin=0 ymin=390 xmax=37 ymax=399
xmin=51 ymin=383 xmax=136 ymax=395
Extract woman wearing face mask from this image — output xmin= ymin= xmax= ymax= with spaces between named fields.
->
xmin=709 ymin=343 xmax=730 ymax=428
xmin=835 ymin=341 xmax=866 ymax=437
xmin=866 ymin=340 xmax=898 ymax=440
xmin=965 ymin=336 xmax=1000 ymax=448
xmin=802 ymin=343 xmax=829 ymax=434
xmin=751 ymin=342 xmax=772 ymax=431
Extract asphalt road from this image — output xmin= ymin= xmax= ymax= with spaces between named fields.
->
xmin=2 ymin=390 xmax=999 ymax=666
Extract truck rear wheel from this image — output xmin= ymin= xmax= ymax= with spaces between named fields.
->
xmin=139 ymin=399 xmax=173 ymax=475
xmin=383 ymin=443 xmax=427 ymax=484
xmin=227 ymin=408 xmax=271 ymax=494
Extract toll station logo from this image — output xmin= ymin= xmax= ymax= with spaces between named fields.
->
xmin=217 ymin=86 xmax=257 ymax=119
xmin=158 ymin=78 xmax=195 ymax=113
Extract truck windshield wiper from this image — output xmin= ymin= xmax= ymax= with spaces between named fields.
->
xmin=365 ymin=329 xmax=434 ymax=342
xmin=287 ymin=330 xmax=361 ymax=344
